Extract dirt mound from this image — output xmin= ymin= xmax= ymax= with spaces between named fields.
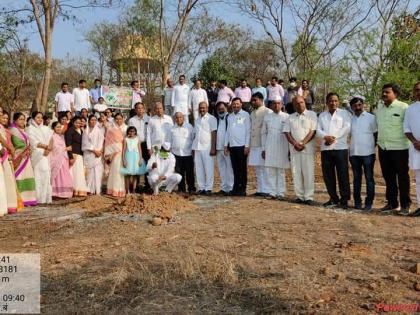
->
xmin=68 ymin=193 xmax=197 ymax=219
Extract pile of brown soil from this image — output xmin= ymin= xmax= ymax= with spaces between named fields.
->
xmin=67 ymin=193 xmax=197 ymax=219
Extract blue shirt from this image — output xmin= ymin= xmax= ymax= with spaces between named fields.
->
xmin=89 ymin=86 xmax=103 ymax=103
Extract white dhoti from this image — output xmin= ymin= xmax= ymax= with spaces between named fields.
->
xmin=34 ymin=157 xmax=52 ymax=204
xmin=148 ymin=171 xmax=182 ymax=194
xmin=290 ymin=153 xmax=315 ymax=201
xmin=194 ymin=149 xmax=214 ymax=191
xmin=217 ymin=150 xmax=233 ymax=192
xmin=70 ymin=154 xmax=89 ymax=196
xmin=265 ymin=167 xmax=286 ymax=197
xmin=249 ymin=147 xmax=268 ymax=193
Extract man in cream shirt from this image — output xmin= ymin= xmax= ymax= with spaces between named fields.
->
xmin=188 ymin=79 xmax=208 ymax=121
xmin=171 ymin=75 xmax=190 ymax=122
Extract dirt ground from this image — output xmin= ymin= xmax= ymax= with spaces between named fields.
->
xmin=0 ymin=163 xmax=419 ymax=314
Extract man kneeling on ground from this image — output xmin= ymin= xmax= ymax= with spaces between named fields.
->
xmin=147 ymin=142 xmax=182 ymax=195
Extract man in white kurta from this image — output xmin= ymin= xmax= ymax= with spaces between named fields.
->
xmin=189 ymin=79 xmax=208 ymax=121
xmin=171 ymin=75 xmax=190 ymax=122
xmin=192 ymin=102 xmax=217 ymax=194
xmin=261 ymin=97 xmax=289 ymax=198
xmin=403 ymin=82 xmax=420 ymax=217
xmin=146 ymin=102 xmax=174 ymax=155
xmin=147 ymin=142 xmax=182 ymax=195
xmin=249 ymin=92 xmax=272 ymax=196
xmin=284 ymin=96 xmax=317 ymax=204
xmin=215 ymin=102 xmax=234 ymax=195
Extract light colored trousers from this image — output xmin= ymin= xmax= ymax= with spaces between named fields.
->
xmin=217 ymin=150 xmax=234 ymax=192
xmin=291 ymin=153 xmax=315 ymax=201
xmin=148 ymin=171 xmax=182 ymax=195
xmin=265 ymin=167 xmax=286 ymax=197
xmin=195 ymin=149 xmax=214 ymax=191
xmin=86 ymin=164 xmax=103 ymax=195
xmin=415 ymin=169 xmax=420 ymax=207
xmin=255 ymin=166 xmax=269 ymax=193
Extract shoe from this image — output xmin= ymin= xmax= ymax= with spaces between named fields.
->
xmin=223 ymin=191 xmax=232 ymax=196
xmin=401 ymin=203 xmax=411 ymax=212
xmin=304 ymin=200 xmax=314 ymax=206
xmin=294 ymin=198 xmax=304 ymax=204
xmin=253 ymin=192 xmax=267 ymax=197
xmin=197 ymin=190 xmax=205 ymax=195
xmin=380 ymin=204 xmax=400 ymax=213
xmin=323 ymin=200 xmax=338 ymax=208
xmin=277 ymin=195 xmax=286 ymax=201
xmin=215 ymin=190 xmax=224 ymax=195
xmin=204 ymin=190 xmax=212 ymax=196
xmin=409 ymin=208 xmax=420 ymax=217
xmin=235 ymin=191 xmax=246 ymax=197
xmin=363 ymin=205 xmax=372 ymax=211
xmin=265 ymin=194 xmax=276 ymax=200
xmin=340 ymin=202 xmax=348 ymax=210
xmin=354 ymin=204 xmax=363 ymax=210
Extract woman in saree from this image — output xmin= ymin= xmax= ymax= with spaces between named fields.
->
xmin=104 ymin=113 xmax=127 ymax=197
xmin=65 ymin=116 xmax=88 ymax=197
xmin=10 ymin=112 xmax=37 ymax=207
xmin=0 ymin=109 xmax=20 ymax=213
xmin=26 ymin=111 xmax=53 ymax=204
xmin=50 ymin=122 xmax=73 ymax=199
xmin=0 ymin=142 xmax=8 ymax=216
xmin=82 ymin=115 xmax=104 ymax=195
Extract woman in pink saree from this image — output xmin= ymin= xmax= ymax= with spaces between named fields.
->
xmin=50 ymin=122 xmax=73 ymax=199
xmin=104 ymin=113 xmax=127 ymax=197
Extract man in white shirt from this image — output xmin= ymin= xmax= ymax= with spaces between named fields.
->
xmin=73 ymin=79 xmax=91 ymax=116
xmin=147 ymin=142 xmax=182 ymax=195
xmin=224 ymin=97 xmax=251 ymax=196
xmin=55 ymin=82 xmax=74 ymax=118
xmin=215 ymin=102 xmax=234 ymax=195
xmin=169 ymin=112 xmax=195 ymax=194
xmin=130 ymin=80 xmax=146 ymax=117
xmin=171 ymin=75 xmax=190 ymax=122
xmin=266 ymin=76 xmax=285 ymax=107
xmin=217 ymin=80 xmax=235 ymax=104
xmin=162 ymin=78 xmax=174 ymax=117
xmin=146 ymin=102 xmax=174 ymax=156
xmin=128 ymin=102 xmax=151 ymax=192
xmin=249 ymin=92 xmax=272 ymax=197
xmin=284 ymin=96 xmax=317 ymax=204
xmin=234 ymin=79 xmax=252 ymax=113
xmin=404 ymin=81 xmax=420 ymax=217
xmin=349 ymin=97 xmax=377 ymax=211
xmin=93 ymin=97 xmax=108 ymax=116
xmin=193 ymin=102 xmax=217 ymax=195
xmin=317 ymin=92 xmax=352 ymax=209
xmin=262 ymin=96 xmax=290 ymax=199
xmin=189 ymin=79 xmax=208 ymax=121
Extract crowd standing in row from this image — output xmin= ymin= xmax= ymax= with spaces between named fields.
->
xmin=0 ymin=77 xmax=419 ymax=218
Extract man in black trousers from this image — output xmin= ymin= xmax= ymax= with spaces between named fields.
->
xmin=224 ymin=97 xmax=251 ymax=196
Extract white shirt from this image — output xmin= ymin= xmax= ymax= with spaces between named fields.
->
xmin=317 ymin=108 xmax=351 ymax=151
xmin=224 ymin=110 xmax=251 ymax=148
xmin=169 ymin=123 xmax=194 ymax=156
xmin=188 ymin=88 xmax=208 ymax=112
xmin=192 ymin=113 xmax=217 ymax=151
xmin=350 ymin=111 xmax=377 ymax=156
xmin=163 ymin=87 xmax=173 ymax=107
xmin=128 ymin=114 xmax=150 ymax=143
xmin=131 ymin=89 xmax=146 ymax=108
xmin=93 ymin=103 xmax=108 ymax=113
xmin=72 ymin=87 xmax=90 ymax=111
xmin=55 ymin=91 xmax=74 ymax=112
xmin=171 ymin=84 xmax=190 ymax=115
xmin=216 ymin=115 xmax=228 ymax=150
xmin=283 ymin=110 xmax=318 ymax=154
xmin=146 ymin=115 xmax=174 ymax=150
xmin=403 ymin=101 xmax=420 ymax=169
xmin=147 ymin=153 xmax=176 ymax=178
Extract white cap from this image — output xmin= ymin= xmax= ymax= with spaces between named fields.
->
xmin=272 ymin=95 xmax=282 ymax=102
xmin=162 ymin=142 xmax=171 ymax=151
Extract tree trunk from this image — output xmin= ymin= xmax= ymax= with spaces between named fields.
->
xmin=40 ymin=24 xmax=52 ymax=113
xmin=161 ymin=63 xmax=169 ymax=89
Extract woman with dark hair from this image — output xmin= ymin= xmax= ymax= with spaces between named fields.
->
xmin=0 ymin=109 xmax=20 ymax=213
xmin=50 ymin=121 xmax=73 ymax=199
xmin=65 ymin=116 xmax=88 ymax=197
xmin=104 ymin=113 xmax=127 ymax=197
xmin=82 ymin=115 xmax=104 ymax=195
xmin=26 ymin=111 xmax=53 ymax=204
xmin=10 ymin=112 xmax=37 ymax=207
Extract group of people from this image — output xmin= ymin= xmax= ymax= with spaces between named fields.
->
xmin=0 ymin=76 xmax=419 ymax=218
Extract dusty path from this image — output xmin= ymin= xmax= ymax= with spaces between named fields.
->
xmin=0 ymin=189 xmax=419 ymax=314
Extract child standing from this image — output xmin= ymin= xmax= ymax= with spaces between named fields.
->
xmin=121 ymin=126 xmax=146 ymax=194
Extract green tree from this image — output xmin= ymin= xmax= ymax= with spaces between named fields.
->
xmin=197 ymin=50 xmax=236 ymax=87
